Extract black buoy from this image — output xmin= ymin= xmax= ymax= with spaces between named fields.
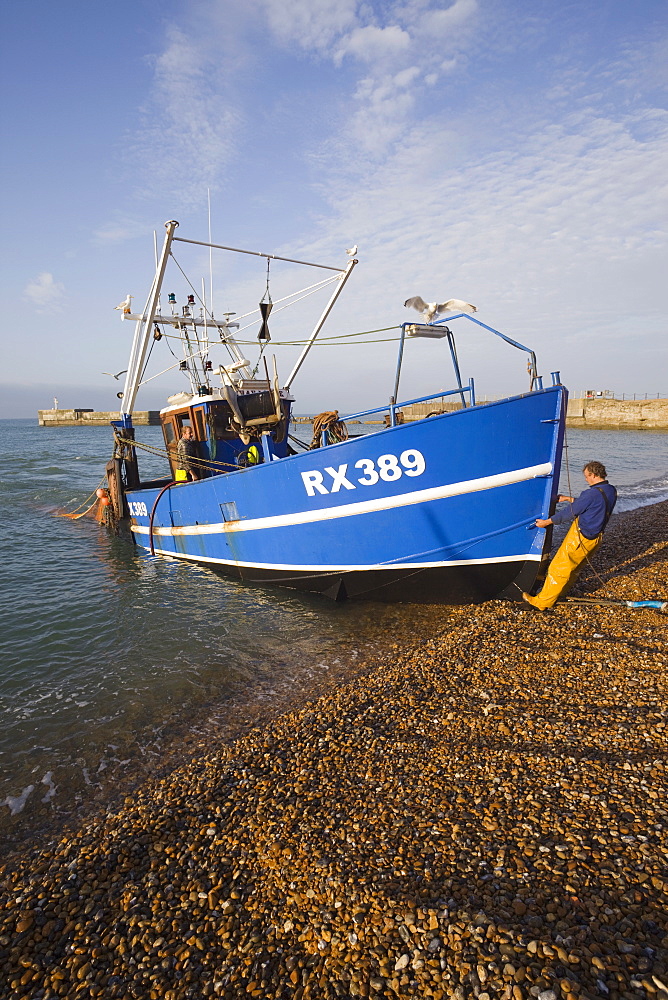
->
xmin=258 ymin=299 xmax=272 ymax=342
xmin=258 ymin=257 xmax=272 ymax=342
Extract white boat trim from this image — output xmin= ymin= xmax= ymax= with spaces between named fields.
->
xmin=131 ymin=461 xmax=552 ymax=537
xmin=132 ymin=549 xmax=542 ymax=571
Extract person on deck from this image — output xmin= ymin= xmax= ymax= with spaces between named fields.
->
xmin=522 ymin=461 xmax=617 ymax=610
xmin=176 ymin=426 xmax=201 ymax=482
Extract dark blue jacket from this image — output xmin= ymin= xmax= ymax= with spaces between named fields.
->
xmin=551 ymin=481 xmax=617 ymax=539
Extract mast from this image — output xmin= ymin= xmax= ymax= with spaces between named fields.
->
xmin=119 ymin=220 xmax=179 ymax=423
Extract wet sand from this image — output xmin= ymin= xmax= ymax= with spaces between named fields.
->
xmin=1 ymin=502 xmax=666 ymax=999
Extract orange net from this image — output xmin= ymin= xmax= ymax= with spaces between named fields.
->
xmin=54 ymin=477 xmax=110 ymax=521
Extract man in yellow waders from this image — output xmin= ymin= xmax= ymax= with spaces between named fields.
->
xmin=523 ymin=461 xmax=617 ymax=610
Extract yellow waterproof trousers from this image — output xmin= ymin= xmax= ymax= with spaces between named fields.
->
xmin=525 ymin=519 xmax=601 ymax=609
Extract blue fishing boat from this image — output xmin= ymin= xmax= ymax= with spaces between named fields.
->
xmin=105 ymin=220 xmax=567 ymax=602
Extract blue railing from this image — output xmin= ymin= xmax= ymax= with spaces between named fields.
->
xmin=325 ymin=380 xmax=476 ymax=445
xmin=317 ymin=313 xmax=561 ymax=446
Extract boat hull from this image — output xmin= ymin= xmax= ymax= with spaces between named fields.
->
xmin=125 ymin=386 xmax=567 ymax=603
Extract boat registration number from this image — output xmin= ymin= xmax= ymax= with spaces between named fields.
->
xmin=128 ymin=501 xmax=149 ymax=517
xmin=301 ymin=449 xmax=426 ymax=496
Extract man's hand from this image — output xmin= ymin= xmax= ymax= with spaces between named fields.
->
xmin=558 ymin=494 xmax=574 ymax=503
xmin=535 ymin=517 xmax=552 ymax=528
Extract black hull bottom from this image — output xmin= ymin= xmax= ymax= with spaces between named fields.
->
xmin=199 ymin=556 xmax=547 ymax=604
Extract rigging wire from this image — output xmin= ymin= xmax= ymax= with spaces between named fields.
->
xmin=169 ymin=250 xmax=339 ymax=326
xmin=168 ymin=252 xmax=239 ymax=368
xmin=135 ymin=241 xmax=397 ymax=390
xmin=237 ymin=336 xmax=401 ymax=346
xmin=231 ymin=273 xmax=340 ymax=324
xmin=138 ymin=324 xmax=402 ymax=388
xmin=157 ymin=324 xmax=401 ymax=346
xmin=251 ymin=340 xmax=269 ymax=379
xmin=139 ymin=335 xmax=157 ymax=383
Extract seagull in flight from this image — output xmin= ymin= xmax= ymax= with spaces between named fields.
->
xmin=102 ymin=370 xmax=128 ymax=380
xmin=346 ymin=245 xmax=358 ymax=256
xmin=404 ymin=296 xmax=477 ymax=322
xmin=114 ymin=294 xmax=133 ymax=313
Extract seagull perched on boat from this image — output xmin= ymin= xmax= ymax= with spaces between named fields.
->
xmin=102 ymin=369 xmax=128 ymax=380
xmin=404 ymin=296 xmax=477 ymax=322
xmin=346 ymin=245 xmax=358 ymax=256
xmin=114 ymin=294 xmax=133 ymax=314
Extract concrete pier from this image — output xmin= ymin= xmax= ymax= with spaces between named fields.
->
xmin=39 ymin=399 xmax=667 ymax=430
xmin=565 ymin=396 xmax=668 ymax=430
xmin=38 ymin=409 xmax=161 ymax=427
xmin=399 ymin=396 xmax=668 ymax=429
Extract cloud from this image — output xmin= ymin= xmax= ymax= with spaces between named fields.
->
xmin=132 ymin=24 xmax=245 ymax=208
xmin=115 ymin=0 xmax=666 ymax=397
xmin=128 ymin=1 xmax=481 ymax=205
xmin=421 ymin=0 xmax=478 ymax=33
xmin=23 ymin=273 xmax=65 ymax=312
xmin=257 ymin=0 xmax=479 ymax=160
xmin=291 ymin=97 xmax=667 ymax=396
xmin=258 ymin=0 xmax=358 ymax=52
xmin=335 ymin=24 xmax=412 ymax=65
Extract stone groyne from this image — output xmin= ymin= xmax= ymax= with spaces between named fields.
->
xmin=38 ymin=409 xmax=161 ymax=427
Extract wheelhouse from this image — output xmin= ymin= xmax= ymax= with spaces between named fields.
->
xmin=160 ymin=380 xmax=294 ymax=479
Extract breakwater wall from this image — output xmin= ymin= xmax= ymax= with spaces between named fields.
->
xmin=38 ymin=409 xmax=160 ymax=427
xmin=566 ymin=397 xmax=668 ymax=430
xmin=399 ymin=397 xmax=667 ymax=429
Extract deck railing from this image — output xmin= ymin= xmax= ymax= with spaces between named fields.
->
xmin=323 ymin=381 xmax=476 ymax=446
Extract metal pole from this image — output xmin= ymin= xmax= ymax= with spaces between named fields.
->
xmin=120 ymin=220 xmax=179 ymax=421
xmin=284 ymin=259 xmax=358 ymax=389
xmin=446 ymin=329 xmax=467 ymax=407
xmin=173 ymin=236 xmax=345 ymax=273
xmin=392 ymin=325 xmax=407 ymax=404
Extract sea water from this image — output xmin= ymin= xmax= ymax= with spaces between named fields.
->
xmin=0 ymin=418 xmax=666 ymax=852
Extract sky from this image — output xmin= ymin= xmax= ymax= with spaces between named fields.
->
xmin=0 ymin=0 xmax=666 ymax=418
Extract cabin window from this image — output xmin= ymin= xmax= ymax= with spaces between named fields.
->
xmin=163 ymin=421 xmax=176 ymax=444
xmin=193 ymin=408 xmax=206 ymax=440
xmin=175 ymin=413 xmax=192 ymax=435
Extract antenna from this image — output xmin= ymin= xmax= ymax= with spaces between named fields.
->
xmin=153 ymin=231 xmax=160 ymax=315
xmin=207 ymin=188 xmax=214 ymax=317
xmin=202 ymin=276 xmax=210 ymax=386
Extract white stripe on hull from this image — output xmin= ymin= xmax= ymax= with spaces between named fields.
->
xmin=133 ymin=548 xmax=541 ymax=571
xmin=132 ymin=461 xmax=552 ymax=538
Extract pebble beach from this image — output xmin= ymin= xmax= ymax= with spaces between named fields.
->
xmin=1 ymin=501 xmax=666 ymax=1000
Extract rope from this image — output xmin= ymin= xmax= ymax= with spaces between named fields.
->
xmin=566 ymin=596 xmax=667 ymax=612
xmin=309 ymin=412 xmax=348 ymax=449
xmin=115 ymin=435 xmax=243 ymax=473
xmin=288 ymin=431 xmax=310 ymax=450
